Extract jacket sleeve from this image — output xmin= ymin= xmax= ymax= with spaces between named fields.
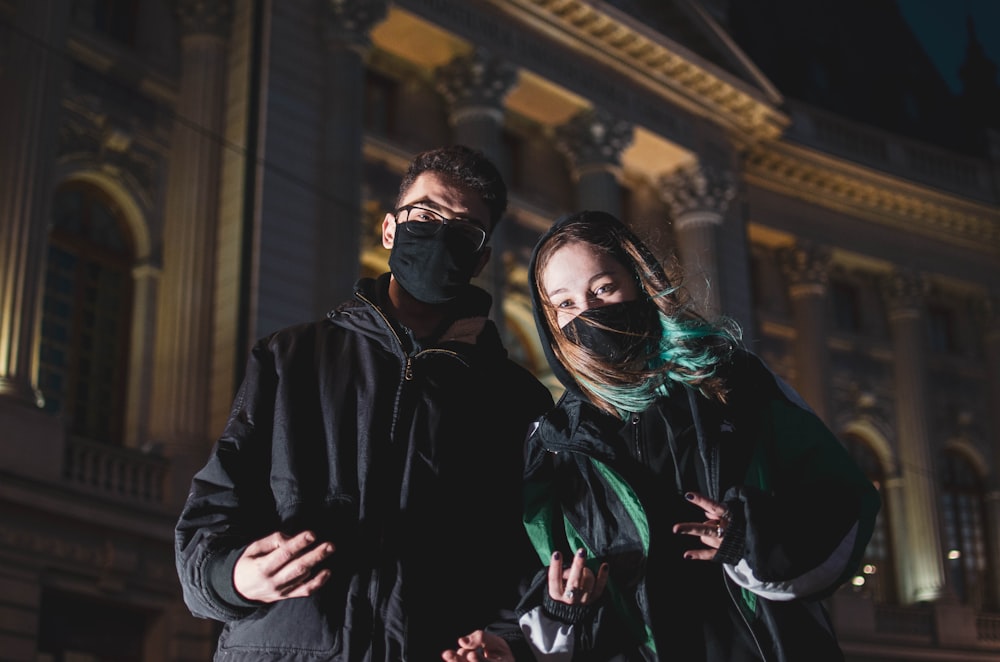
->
xmin=495 ymin=567 xmax=629 ymax=662
xmin=715 ymin=366 xmax=881 ymax=602
xmin=174 ymin=338 xmax=279 ymax=621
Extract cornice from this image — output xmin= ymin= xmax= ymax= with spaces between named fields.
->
xmin=491 ymin=0 xmax=788 ymax=142
xmin=744 ymin=140 xmax=1000 ymax=256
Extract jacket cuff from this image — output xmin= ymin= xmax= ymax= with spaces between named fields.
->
xmin=714 ymin=500 xmax=747 ymax=565
xmin=207 ymin=544 xmax=261 ymax=610
xmin=542 ymin=592 xmax=597 ymax=624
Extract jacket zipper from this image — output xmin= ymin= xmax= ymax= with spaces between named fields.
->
xmin=631 ymin=413 xmax=642 ymax=462
xmin=723 ymin=569 xmax=768 ymax=661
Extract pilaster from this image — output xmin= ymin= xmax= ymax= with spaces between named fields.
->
xmin=0 ymin=0 xmax=71 ymax=407
xmin=881 ymin=269 xmax=946 ymax=603
xmin=151 ymin=0 xmax=232 ymax=506
xmin=778 ymin=242 xmax=833 ymax=421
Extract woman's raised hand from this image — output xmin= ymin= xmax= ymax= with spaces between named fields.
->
xmin=548 ymin=548 xmax=610 ymax=605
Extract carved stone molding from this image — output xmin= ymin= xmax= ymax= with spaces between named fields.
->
xmin=555 ymin=107 xmax=633 ymax=172
xmin=778 ymin=242 xmax=832 ymax=297
xmin=173 ymin=0 xmax=232 ymax=37
xmin=322 ymin=0 xmax=389 ymax=52
xmin=744 ymin=142 xmax=1000 ymax=255
xmin=497 ymin=0 xmax=787 ymax=142
xmin=659 ymin=162 xmax=736 ymax=220
xmin=435 ymin=49 xmax=518 ymax=114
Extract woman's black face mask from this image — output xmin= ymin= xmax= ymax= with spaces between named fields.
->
xmin=560 ymin=299 xmax=660 ymax=363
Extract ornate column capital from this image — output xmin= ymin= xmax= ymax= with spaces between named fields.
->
xmin=322 ymin=0 xmax=388 ymax=53
xmin=173 ymin=0 xmax=232 ymax=37
xmin=435 ymin=49 xmax=518 ymax=119
xmin=658 ymin=162 xmax=736 ymax=222
xmin=880 ymin=269 xmax=928 ymax=319
xmin=778 ymin=242 xmax=832 ymax=298
xmin=555 ymin=107 xmax=633 ymax=176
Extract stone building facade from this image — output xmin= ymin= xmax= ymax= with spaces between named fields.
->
xmin=1 ymin=0 xmax=998 ymax=659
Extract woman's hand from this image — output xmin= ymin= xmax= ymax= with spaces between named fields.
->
xmin=441 ymin=630 xmax=513 ymax=661
xmin=672 ymin=492 xmax=732 ymax=561
xmin=548 ymin=548 xmax=610 ymax=605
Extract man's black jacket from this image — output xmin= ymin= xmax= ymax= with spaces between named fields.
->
xmin=175 ymin=275 xmax=553 ymax=660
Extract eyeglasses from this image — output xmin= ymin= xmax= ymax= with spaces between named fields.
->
xmin=395 ymin=205 xmax=488 ymax=251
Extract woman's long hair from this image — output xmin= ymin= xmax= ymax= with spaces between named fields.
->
xmin=534 ymin=214 xmax=741 ymax=417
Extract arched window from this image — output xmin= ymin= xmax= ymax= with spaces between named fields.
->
xmin=39 ymin=183 xmax=134 ymax=445
xmin=940 ymin=449 xmax=990 ymax=609
xmin=842 ymin=434 xmax=895 ymax=602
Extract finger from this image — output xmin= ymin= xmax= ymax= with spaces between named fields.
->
xmin=280 ymin=567 xmax=331 ymax=598
xmin=274 ymin=542 xmax=335 ymax=591
xmin=684 ymin=548 xmax=718 ymax=561
xmin=564 ymin=548 xmax=586 ymax=589
xmin=684 ymin=492 xmax=728 ymax=519
xmin=587 ymin=562 xmax=610 ymax=603
xmin=257 ymin=530 xmax=318 ymax=575
xmin=458 ymin=631 xmax=485 ymax=651
xmin=547 ymin=552 xmax=565 ymax=599
xmin=243 ymin=531 xmax=289 ymax=558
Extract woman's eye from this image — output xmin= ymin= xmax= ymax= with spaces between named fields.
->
xmin=556 ymin=299 xmax=573 ymax=309
xmin=594 ymin=283 xmax=613 ymax=296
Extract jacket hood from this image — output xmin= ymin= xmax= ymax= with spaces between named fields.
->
xmin=528 ymin=210 xmax=669 ymax=398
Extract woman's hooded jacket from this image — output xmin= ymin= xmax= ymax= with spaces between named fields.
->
xmin=507 ymin=211 xmax=880 ymax=661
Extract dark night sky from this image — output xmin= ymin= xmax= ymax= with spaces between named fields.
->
xmin=897 ymin=0 xmax=1000 ymax=93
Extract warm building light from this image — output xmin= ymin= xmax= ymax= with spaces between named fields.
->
xmin=852 ymin=575 xmax=866 ymax=587
xmin=863 ymin=564 xmax=877 ymax=574
xmin=947 ymin=550 xmax=961 ymax=560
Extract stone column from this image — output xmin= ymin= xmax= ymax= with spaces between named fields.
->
xmin=881 ymin=269 xmax=946 ymax=603
xmin=659 ymin=162 xmax=736 ymax=319
xmin=0 ymin=0 xmax=71 ymax=406
xmin=319 ymin=0 xmax=387 ymax=308
xmin=555 ymin=108 xmax=633 ymax=217
xmin=436 ymin=48 xmax=517 ymax=171
xmin=778 ymin=242 xmax=833 ymax=422
xmin=150 ymin=0 xmax=232 ymax=506
xmin=436 ymin=49 xmax=517 ymax=334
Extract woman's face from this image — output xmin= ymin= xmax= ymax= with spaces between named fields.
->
xmin=539 ymin=240 xmax=640 ymax=329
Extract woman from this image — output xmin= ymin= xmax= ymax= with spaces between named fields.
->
xmin=444 ymin=210 xmax=880 ymax=662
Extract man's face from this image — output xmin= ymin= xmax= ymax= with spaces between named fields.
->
xmin=382 ymin=171 xmax=492 ymax=277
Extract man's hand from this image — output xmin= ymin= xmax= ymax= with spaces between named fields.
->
xmin=233 ymin=530 xmax=334 ymax=603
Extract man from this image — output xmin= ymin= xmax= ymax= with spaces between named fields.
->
xmin=175 ymin=145 xmax=554 ymax=660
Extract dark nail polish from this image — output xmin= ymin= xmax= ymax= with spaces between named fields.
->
xmin=552 ymin=551 xmax=561 ymax=561
xmin=684 ymin=492 xmax=694 ymax=500
xmin=683 ymin=553 xmax=693 ymax=560
xmin=576 ymin=548 xmax=586 ymax=558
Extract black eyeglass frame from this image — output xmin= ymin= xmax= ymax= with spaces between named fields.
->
xmin=394 ymin=205 xmax=488 ymax=252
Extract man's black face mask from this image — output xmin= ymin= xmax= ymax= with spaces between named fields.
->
xmin=560 ymin=299 xmax=660 ymax=363
xmin=389 ymin=223 xmax=482 ymax=304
